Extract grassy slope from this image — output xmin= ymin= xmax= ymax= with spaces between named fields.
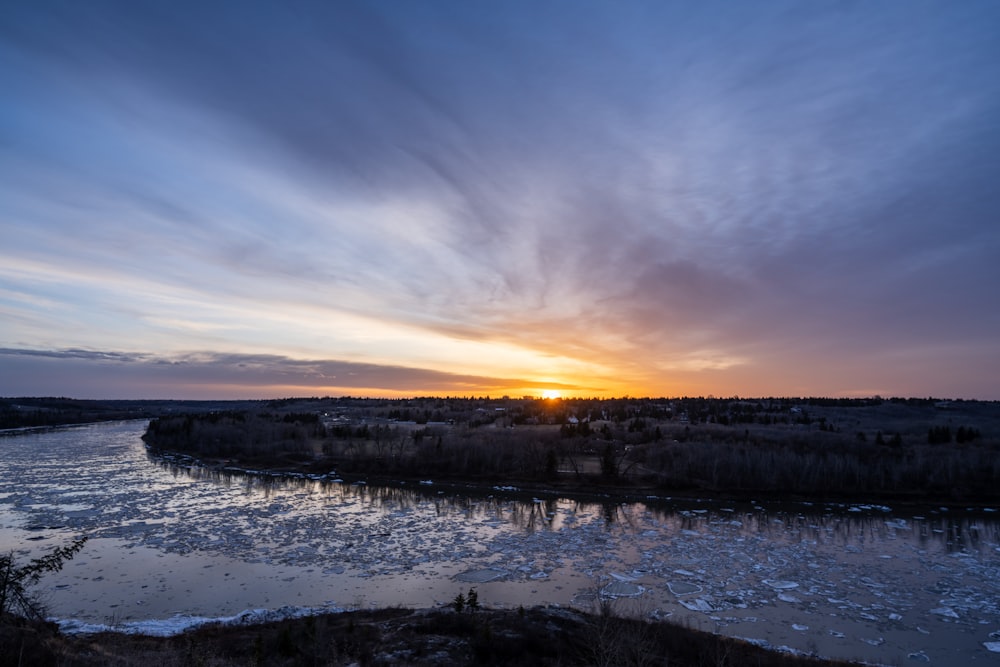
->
xmin=2 ymin=607 xmax=865 ymax=667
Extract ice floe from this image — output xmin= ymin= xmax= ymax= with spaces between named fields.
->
xmin=601 ymin=581 xmax=644 ymax=597
xmin=668 ymin=581 xmax=702 ymax=595
xmin=679 ymin=598 xmax=714 ymax=612
xmin=455 ymin=568 xmax=508 ymax=583
xmin=930 ymin=607 xmax=959 ymax=619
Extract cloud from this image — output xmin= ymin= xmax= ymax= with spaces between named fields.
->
xmin=0 ymin=348 xmax=590 ymax=399
xmin=2 ymin=1 xmax=999 ymax=398
xmin=0 ymin=348 xmax=145 ymax=363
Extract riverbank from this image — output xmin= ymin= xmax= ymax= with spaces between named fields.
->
xmin=142 ymin=398 xmax=1000 ymax=505
xmin=3 ymin=606 xmax=864 ymax=667
xmin=149 ymin=445 xmax=1000 ymax=512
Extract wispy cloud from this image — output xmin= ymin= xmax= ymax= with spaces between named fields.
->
xmin=2 ymin=1 xmax=999 ymax=398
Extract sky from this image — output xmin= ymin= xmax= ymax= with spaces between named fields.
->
xmin=2 ymin=1 xmax=999 ymax=400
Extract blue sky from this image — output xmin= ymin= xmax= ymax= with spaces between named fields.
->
xmin=2 ymin=1 xmax=999 ymax=399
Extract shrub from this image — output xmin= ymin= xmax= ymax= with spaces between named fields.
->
xmin=0 ymin=537 xmax=87 ymax=621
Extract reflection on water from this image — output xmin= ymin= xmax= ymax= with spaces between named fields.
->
xmin=2 ymin=421 xmax=999 ymax=664
xmin=150 ymin=448 xmax=1000 ymax=553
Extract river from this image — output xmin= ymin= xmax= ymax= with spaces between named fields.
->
xmin=1 ymin=421 xmax=998 ymax=663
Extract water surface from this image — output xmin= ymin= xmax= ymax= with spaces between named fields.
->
xmin=2 ymin=421 xmax=999 ymax=663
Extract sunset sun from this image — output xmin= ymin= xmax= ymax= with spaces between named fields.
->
xmin=542 ymin=389 xmax=561 ymax=399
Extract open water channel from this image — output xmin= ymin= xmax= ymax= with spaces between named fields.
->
xmin=1 ymin=421 xmax=999 ymax=664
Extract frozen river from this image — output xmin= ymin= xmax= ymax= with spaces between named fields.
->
xmin=2 ymin=421 xmax=999 ymax=664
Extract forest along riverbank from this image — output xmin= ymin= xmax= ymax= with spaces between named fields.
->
xmin=141 ymin=396 xmax=1000 ymax=505
xmin=2 ymin=420 xmax=999 ymax=665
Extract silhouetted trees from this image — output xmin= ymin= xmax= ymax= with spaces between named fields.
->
xmin=1 ymin=537 xmax=87 ymax=621
xmin=144 ymin=411 xmax=323 ymax=459
xmin=141 ymin=397 xmax=1000 ymax=501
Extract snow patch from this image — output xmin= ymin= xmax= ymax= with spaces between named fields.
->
xmin=55 ymin=604 xmax=343 ymax=637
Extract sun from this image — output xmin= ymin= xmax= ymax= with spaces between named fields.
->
xmin=541 ymin=389 xmax=561 ymax=400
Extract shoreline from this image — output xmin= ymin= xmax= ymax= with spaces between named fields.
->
xmin=9 ymin=605 xmax=868 ymax=666
xmin=147 ymin=445 xmax=1000 ymax=512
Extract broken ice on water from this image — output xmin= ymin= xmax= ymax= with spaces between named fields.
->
xmin=2 ymin=421 xmax=1000 ymax=665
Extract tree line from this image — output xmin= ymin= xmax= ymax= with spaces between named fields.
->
xmin=142 ymin=399 xmax=999 ymax=501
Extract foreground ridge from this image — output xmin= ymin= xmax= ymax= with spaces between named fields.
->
xmin=3 ymin=605 xmax=865 ymax=667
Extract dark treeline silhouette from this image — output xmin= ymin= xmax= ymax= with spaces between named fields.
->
xmin=0 ymin=397 xmax=153 ymax=429
xmin=0 ymin=397 xmax=270 ymax=430
xmin=141 ymin=396 xmax=1000 ymax=502
xmin=143 ymin=410 xmax=325 ymax=460
xmin=631 ymin=434 xmax=998 ymax=498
